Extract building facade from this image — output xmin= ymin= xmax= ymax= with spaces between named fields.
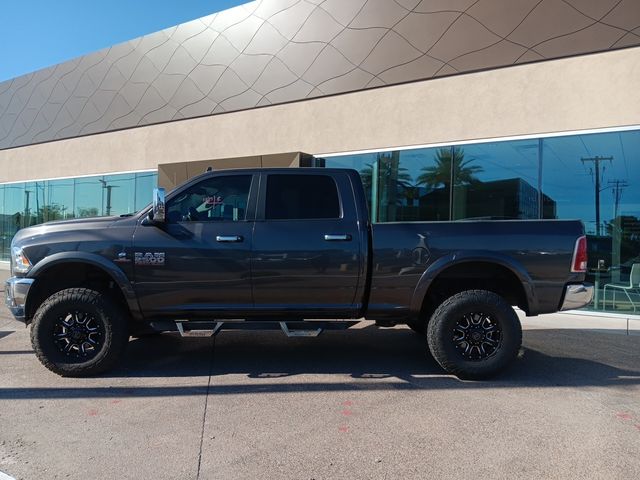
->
xmin=1 ymin=0 xmax=639 ymax=315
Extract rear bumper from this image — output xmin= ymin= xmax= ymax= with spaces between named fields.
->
xmin=560 ymin=283 xmax=594 ymax=311
xmin=5 ymin=277 xmax=35 ymax=323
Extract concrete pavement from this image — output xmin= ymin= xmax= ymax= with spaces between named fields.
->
xmin=1 ymin=308 xmax=639 ymax=480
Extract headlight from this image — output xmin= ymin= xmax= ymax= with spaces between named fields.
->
xmin=11 ymin=246 xmax=32 ymax=275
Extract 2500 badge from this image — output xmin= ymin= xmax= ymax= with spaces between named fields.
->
xmin=134 ymin=252 xmax=165 ymax=266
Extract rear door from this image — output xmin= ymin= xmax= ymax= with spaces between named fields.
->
xmin=251 ymin=171 xmax=363 ymax=317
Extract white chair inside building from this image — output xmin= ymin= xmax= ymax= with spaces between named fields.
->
xmin=603 ymin=263 xmax=640 ymax=312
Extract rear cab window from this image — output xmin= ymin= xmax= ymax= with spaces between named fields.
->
xmin=265 ymin=174 xmax=341 ymax=220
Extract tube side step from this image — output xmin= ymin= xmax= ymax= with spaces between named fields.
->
xmin=175 ymin=321 xmax=223 ymax=337
xmin=171 ymin=320 xmax=360 ymax=337
xmin=279 ymin=322 xmax=322 ymax=337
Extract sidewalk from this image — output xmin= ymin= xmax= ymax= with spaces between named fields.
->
xmin=518 ymin=310 xmax=640 ymax=336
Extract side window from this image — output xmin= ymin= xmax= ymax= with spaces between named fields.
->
xmin=265 ymin=174 xmax=341 ymax=220
xmin=166 ymin=175 xmax=251 ymax=223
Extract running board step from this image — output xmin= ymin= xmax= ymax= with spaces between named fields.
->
xmin=176 ymin=321 xmax=223 ymax=337
xmin=279 ymin=322 xmax=322 ymax=337
xmin=171 ymin=320 xmax=358 ymax=338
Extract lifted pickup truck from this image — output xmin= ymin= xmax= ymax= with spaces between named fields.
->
xmin=6 ymin=168 xmax=593 ymax=378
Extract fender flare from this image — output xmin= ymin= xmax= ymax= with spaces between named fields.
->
xmin=410 ymin=251 xmax=539 ymax=317
xmin=26 ymin=252 xmax=142 ymax=320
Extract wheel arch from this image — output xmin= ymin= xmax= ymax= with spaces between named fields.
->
xmin=410 ymin=252 xmax=538 ymax=320
xmin=25 ymin=252 xmax=141 ymax=323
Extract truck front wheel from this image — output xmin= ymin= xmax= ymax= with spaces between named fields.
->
xmin=427 ymin=290 xmax=522 ymax=379
xmin=31 ymin=288 xmax=129 ymax=377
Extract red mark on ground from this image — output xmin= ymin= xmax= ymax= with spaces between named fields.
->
xmin=111 ymin=400 xmax=122 ymax=405
xmin=634 ymin=424 xmax=640 ymax=432
xmin=341 ymin=401 xmax=353 ymax=407
xmin=338 ymin=425 xmax=349 ymax=433
xmin=88 ymin=409 xmax=98 ymax=416
xmin=341 ymin=410 xmax=353 ymax=416
xmin=616 ymin=412 xmax=633 ymax=420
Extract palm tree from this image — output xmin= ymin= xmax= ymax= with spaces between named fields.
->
xmin=417 ymin=148 xmax=483 ymax=188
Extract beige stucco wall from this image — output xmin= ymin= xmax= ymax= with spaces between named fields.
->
xmin=1 ymin=47 xmax=639 ymax=184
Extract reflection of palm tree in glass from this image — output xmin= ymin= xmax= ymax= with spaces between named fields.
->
xmin=359 ymin=163 xmax=375 ymax=193
xmin=359 ymin=156 xmax=413 ymax=203
xmin=417 ymin=148 xmax=483 ymax=188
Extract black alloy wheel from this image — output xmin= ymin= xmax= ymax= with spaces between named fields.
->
xmin=52 ymin=310 xmax=104 ymax=359
xmin=452 ymin=311 xmax=502 ymax=360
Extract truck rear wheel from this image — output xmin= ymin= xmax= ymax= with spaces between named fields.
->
xmin=427 ymin=290 xmax=522 ymax=379
xmin=31 ymin=288 xmax=129 ymax=377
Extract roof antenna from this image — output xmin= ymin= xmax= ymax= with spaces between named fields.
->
xmin=205 ymin=166 xmax=213 ymax=172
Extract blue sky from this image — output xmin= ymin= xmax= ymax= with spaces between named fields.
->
xmin=0 ymin=0 xmax=247 ymax=82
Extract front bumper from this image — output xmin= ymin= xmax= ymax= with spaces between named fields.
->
xmin=5 ymin=277 xmax=35 ymax=322
xmin=559 ymin=283 xmax=594 ymax=311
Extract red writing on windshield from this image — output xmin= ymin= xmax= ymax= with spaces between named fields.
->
xmin=204 ymin=195 xmax=223 ymax=207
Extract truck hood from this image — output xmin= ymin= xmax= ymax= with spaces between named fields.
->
xmin=12 ymin=216 xmax=123 ymax=245
xmin=10 ymin=215 xmax=139 ymax=272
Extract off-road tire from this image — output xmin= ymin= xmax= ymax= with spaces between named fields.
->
xmin=427 ymin=290 xmax=522 ymax=379
xmin=31 ymin=288 xmax=129 ymax=377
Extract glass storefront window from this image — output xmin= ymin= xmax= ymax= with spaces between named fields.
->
xmin=102 ymin=174 xmax=135 ymax=217
xmin=46 ymin=178 xmax=75 ymax=220
xmin=134 ymin=172 xmax=157 ymax=211
xmin=74 ymin=176 xmax=104 ymax=218
xmin=0 ymin=186 xmax=6 ymax=260
xmin=0 ymin=170 xmax=157 ymax=261
xmin=323 ymin=147 xmax=451 ymax=222
xmin=387 ymin=147 xmax=451 ymax=222
xmin=4 ymin=183 xmax=25 ymax=236
xmin=542 ymin=130 xmax=640 ymax=314
xmin=24 ymin=181 xmax=47 ymax=227
xmin=452 ymin=140 xmax=540 ymax=220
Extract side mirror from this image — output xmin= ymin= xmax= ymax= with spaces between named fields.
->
xmin=152 ymin=187 xmax=166 ymax=223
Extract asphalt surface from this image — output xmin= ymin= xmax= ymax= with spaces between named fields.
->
xmin=1 ymin=305 xmax=639 ymax=480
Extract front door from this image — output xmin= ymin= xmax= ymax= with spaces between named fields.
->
xmin=133 ymin=173 xmax=256 ymax=319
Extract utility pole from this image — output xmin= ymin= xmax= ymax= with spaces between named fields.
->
xmin=24 ymin=190 xmax=32 ymax=228
xmin=608 ymin=179 xmax=628 ymax=219
xmin=608 ymin=179 xmax=628 ymax=283
xmin=581 ymin=156 xmax=612 ymax=236
xmin=99 ymin=180 xmax=119 ymax=216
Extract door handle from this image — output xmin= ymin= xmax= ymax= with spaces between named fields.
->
xmin=324 ymin=234 xmax=351 ymax=241
xmin=216 ymin=235 xmax=243 ymax=243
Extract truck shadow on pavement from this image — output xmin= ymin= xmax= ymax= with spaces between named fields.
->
xmin=1 ymin=327 xmax=638 ymax=400
xmin=114 ymin=325 xmax=640 ymax=390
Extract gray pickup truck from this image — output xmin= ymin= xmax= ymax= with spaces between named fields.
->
xmin=5 ymin=168 xmax=592 ymax=379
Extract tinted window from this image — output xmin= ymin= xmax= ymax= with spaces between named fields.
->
xmin=266 ymin=174 xmax=340 ymax=220
xmin=167 ymin=175 xmax=251 ymax=223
